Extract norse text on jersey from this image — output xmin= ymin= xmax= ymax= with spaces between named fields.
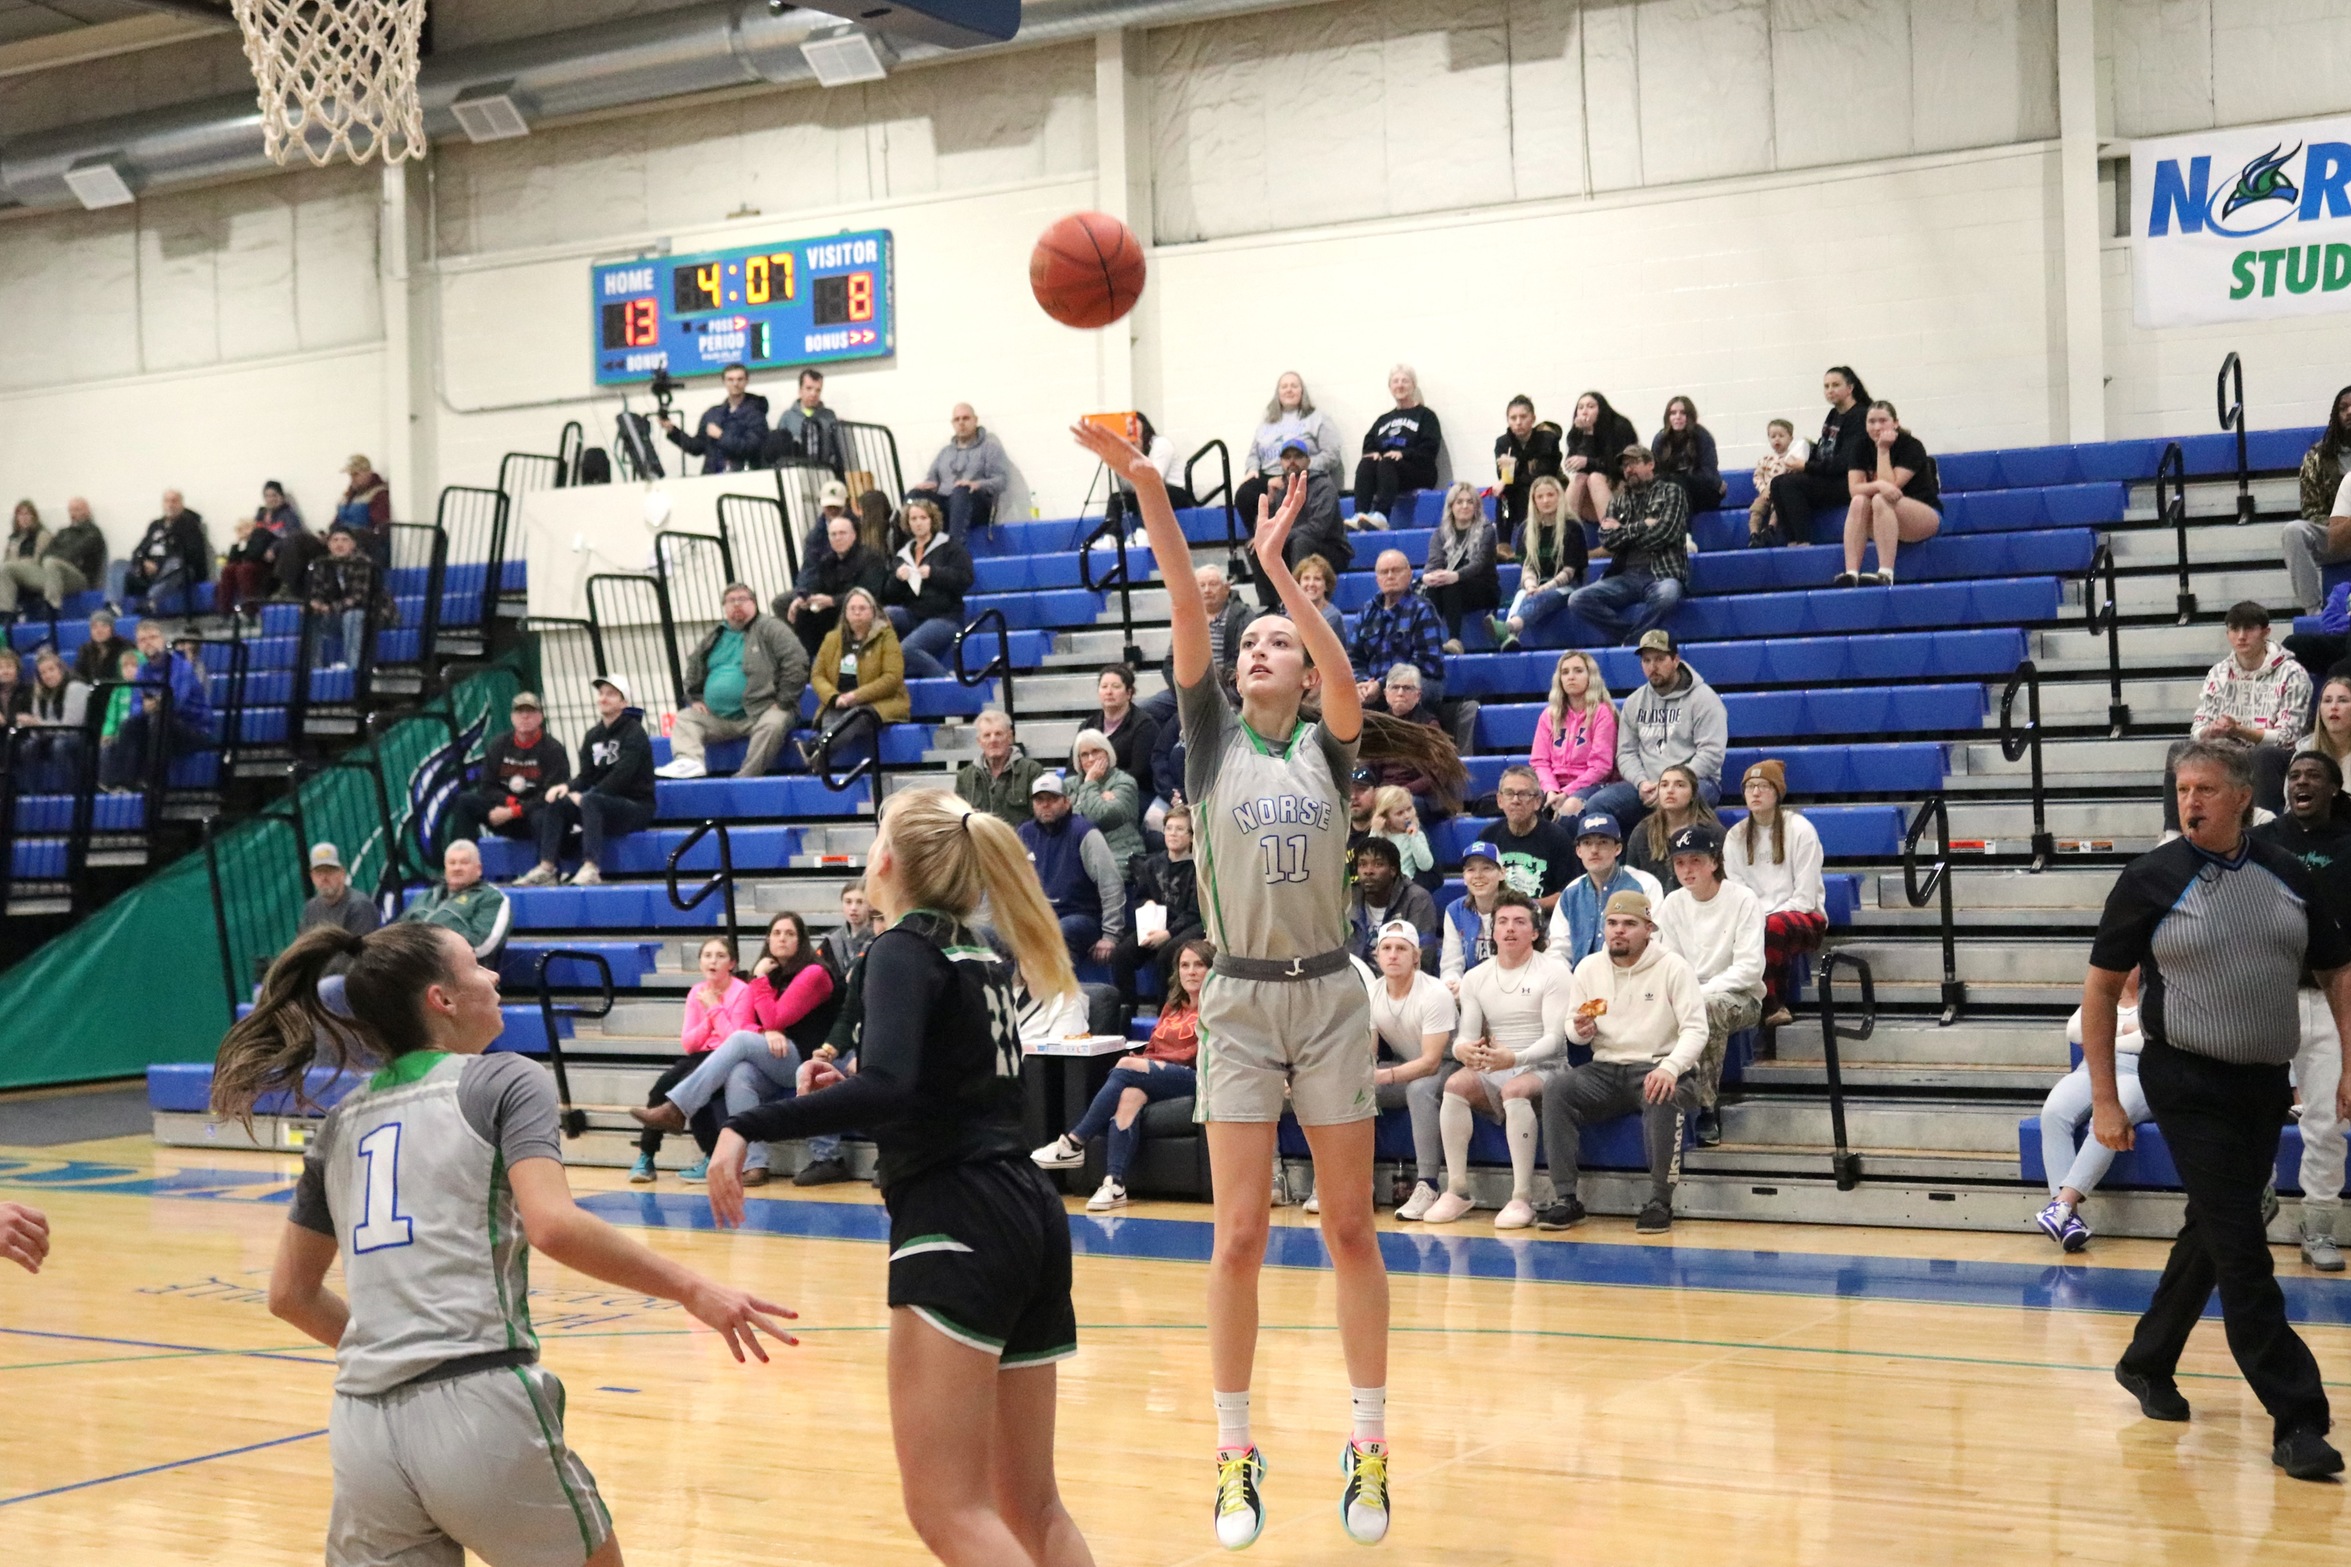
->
xmin=1230 ymin=793 xmax=1335 ymax=884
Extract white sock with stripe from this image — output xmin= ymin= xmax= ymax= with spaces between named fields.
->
xmin=1351 ymin=1385 xmax=1386 ymax=1445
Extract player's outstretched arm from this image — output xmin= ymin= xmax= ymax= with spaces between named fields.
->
xmin=1253 ymin=480 xmax=1361 ymax=743
xmin=507 ymin=1158 xmax=798 ymax=1362
xmin=268 ymin=1222 xmax=349 ymax=1348
xmin=1073 ymin=421 xmax=1210 ymax=688
xmin=0 ymin=1200 xmax=48 ymax=1274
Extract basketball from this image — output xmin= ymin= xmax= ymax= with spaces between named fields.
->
xmin=1030 ymin=211 xmax=1145 ymax=330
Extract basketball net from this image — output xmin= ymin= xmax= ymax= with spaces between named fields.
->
xmin=230 ymin=0 xmax=427 ymax=168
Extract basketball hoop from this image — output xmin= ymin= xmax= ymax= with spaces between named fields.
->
xmin=229 ymin=0 xmax=428 ymax=168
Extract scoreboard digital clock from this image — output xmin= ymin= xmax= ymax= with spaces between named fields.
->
xmin=592 ymin=228 xmax=895 ymax=386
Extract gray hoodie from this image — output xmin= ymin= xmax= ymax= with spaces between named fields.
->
xmin=922 ymin=427 xmax=1009 ymax=497
xmin=1615 ymin=661 xmax=1728 ymax=789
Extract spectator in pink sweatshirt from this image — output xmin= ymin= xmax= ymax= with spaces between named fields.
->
xmin=629 ymin=912 xmax=840 ymax=1186
xmin=628 ymin=936 xmax=754 ymax=1183
xmin=1529 ymin=650 xmax=1618 ymax=819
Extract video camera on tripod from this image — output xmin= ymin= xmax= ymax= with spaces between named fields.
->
xmin=612 ymin=367 xmax=685 ymax=480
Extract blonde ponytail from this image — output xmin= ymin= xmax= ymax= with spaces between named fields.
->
xmin=879 ymin=789 xmax=1078 ymax=1004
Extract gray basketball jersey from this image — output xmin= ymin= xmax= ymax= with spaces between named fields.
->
xmin=1181 ymin=671 xmax=1357 ymax=960
xmin=289 ymin=1051 xmax=562 ymax=1397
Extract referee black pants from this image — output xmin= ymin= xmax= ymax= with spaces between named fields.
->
xmin=2120 ymin=1037 xmax=2330 ymax=1440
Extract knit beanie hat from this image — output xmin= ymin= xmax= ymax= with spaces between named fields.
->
xmin=1742 ymin=758 xmax=1787 ymax=799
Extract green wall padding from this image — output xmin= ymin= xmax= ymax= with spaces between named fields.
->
xmin=0 ymin=662 xmax=520 ymax=1091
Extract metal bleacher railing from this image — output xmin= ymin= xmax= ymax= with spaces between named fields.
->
xmin=437 ymin=486 xmax=511 ymax=651
xmin=1183 ymin=438 xmax=1248 ymax=578
xmin=1900 ymin=794 xmax=1964 ymax=1027
xmin=1813 ymin=950 xmax=1873 ymax=1192
xmin=666 ymin=818 xmax=740 ymax=952
xmin=718 ymin=492 xmax=795 ymax=611
xmin=202 ymin=803 xmax=305 ymax=1018
xmin=585 ymin=573 xmax=685 ymax=725
xmin=2082 ymin=540 xmax=2131 ymax=739
xmin=533 ymin=947 xmax=608 ymax=1141
xmin=2217 ymin=350 xmax=2252 ymax=524
xmin=2153 ymin=440 xmax=2195 ymax=624
xmin=1078 ymin=514 xmax=1144 ymax=670
xmin=1996 ymin=659 xmax=2056 ymax=873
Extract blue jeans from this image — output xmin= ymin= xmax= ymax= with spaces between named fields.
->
xmin=666 ymin=1030 xmax=803 ymax=1172
xmin=319 ymin=607 xmax=367 ymax=667
xmin=1581 ymin=775 xmax=1720 ymax=836
xmin=1507 ymin=583 xmax=1574 ymax=633
xmin=1568 ymin=570 xmax=1682 ymax=645
xmin=937 ymin=485 xmax=995 ymax=545
xmin=889 ymin=608 xmax=958 ymax=678
xmin=1058 ymin=912 xmax=1102 ymax=964
xmin=1068 ymin=1061 xmax=1197 ymax=1180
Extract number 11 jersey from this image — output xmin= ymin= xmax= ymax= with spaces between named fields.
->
xmin=1181 ymin=671 xmax=1358 ymax=961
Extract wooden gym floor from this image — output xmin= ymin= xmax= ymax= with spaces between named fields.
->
xmin=2 ymin=1130 xmax=2348 ymax=1565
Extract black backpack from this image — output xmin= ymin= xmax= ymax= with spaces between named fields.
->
xmin=575 ymin=446 xmax=613 ymax=485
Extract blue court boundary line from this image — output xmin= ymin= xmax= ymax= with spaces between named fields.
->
xmin=0 ymin=1428 xmax=327 ymax=1508
xmin=578 ymin=1190 xmax=2351 ymax=1326
xmin=0 ymin=1325 xmax=332 ymax=1366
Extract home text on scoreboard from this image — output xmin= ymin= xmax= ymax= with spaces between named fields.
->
xmin=590 ymin=228 xmax=895 ymax=386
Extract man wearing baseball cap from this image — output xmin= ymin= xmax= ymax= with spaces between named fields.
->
xmin=1564 ymin=442 xmax=1690 ymax=647
xmin=1581 ymin=628 xmax=1727 ymax=834
xmin=1503 ymin=888 xmax=1707 ymax=1234
xmin=298 ymin=841 xmax=378 ymax=937
xmin=519 ymin=676 xmax=655 ymax=887
xmin=1547 ymin=811 xmax=1662 ymax=966
xmin=1250 ymin=435 xmax=1350 ymax=610
xmin=1653 ymin=823 xmax=1765 ymax=1147
xmin=445 ymin=690 xmax=572 ymax=850
xmin=1017 ymin=770 xmax=1127 ymax=965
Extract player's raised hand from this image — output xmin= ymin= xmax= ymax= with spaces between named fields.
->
xmin=1253 ymin=465 xmax=1308 ymax=570
xmin=0 ymin=1201 xmax=49 ymax=1274
xmin=685 ymin=1279 xmax=800 ymax=1362
xmin=1070 ymin=421 xmax=1160 ymax=490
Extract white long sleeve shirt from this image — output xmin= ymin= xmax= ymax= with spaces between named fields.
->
xmin=1567 ymin=943 xmax=1709 ymax=1078
xmin=1454 ymin=954 xmax=1574 ymax=1068
xmin=1656 ymin=880 xmax=1767 ymax=1004
xmin=2066 ymin=1003 xmax=2143 ymax=1058
xmin=1721 ymin=811 xmax=1826 ymax=918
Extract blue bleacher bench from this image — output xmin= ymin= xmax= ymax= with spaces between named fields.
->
xmin=2018 ymin=1114 xmax=2339 ymax=1195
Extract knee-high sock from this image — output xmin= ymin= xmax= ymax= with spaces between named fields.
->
xmin=1439 ymin=1091 xmax=1475 ymax=1195
xmin=1503 ymin=1097 xmax=1539 ymax=1202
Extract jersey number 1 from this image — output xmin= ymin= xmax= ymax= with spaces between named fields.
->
xmin=352 ymin=1122 xmax=416 ymax=1253
xmin=1257 ymin=832 xmax=1310 ymax=886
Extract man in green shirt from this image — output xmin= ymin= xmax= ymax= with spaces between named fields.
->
xmin=397 ymin=839 xmax=511 ymax=964
xmin=658 ymin=582 xmax=811 ymax=780
xmin=955 ymin=708 xmax=1041 ymax=826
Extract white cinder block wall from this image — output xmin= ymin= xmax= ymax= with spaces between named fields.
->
xmin=7 ymin=0 xmax=2351 ymax=559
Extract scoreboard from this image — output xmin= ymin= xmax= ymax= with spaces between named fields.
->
xmin=592 ymin=228 xmax=895 ymax=385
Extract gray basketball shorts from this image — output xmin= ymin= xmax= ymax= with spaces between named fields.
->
xmin=1196 ymin=966 xmax=1375 ymax=1126
xmin=327 ymin=1361 xmax=612 ymax=1567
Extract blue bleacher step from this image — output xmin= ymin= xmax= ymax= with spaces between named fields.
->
xmin=478 ymin=823 xmax=807 ymax=881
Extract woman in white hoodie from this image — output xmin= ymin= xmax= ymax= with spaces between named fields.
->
xmin=1721 ymin=759 xmax=1826 ymax=1028
xmin=2034 ymin=968 xmax=2146 ymax=1253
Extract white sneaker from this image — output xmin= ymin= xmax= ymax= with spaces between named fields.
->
xmin=1087 ymin=1177 xmax=1128 ymax=1212
xmin=654 ymin=756 xmax=706 ymax=779
xmin=1302 ymin=1192 xmax=1321 ymax=1214
xmin=1420 ymin=1189 xmax=1475 ymax=1224
xmin=568 ymin=864 xmax=602 ymax=886
xmin=512 ymin=864 xmax=559 ymax=887
xmin=1494 ymin=1198 xmax=1536 ymax=1229
xmin=1214 ymin=1446 xmax=1266 ymax=1551
xmin=1031 ymin=1135 xmax=1085 ymax=1170
xmin=1339 ymin=1439 xmax=1390 ymax=1545
xmin=1395 ymin=1182 xmax=1438 ymax=1221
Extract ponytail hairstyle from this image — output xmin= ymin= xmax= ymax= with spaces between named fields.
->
xmin=210 ymin=923 xmax=460 ymax=1124
xmin=1868 ymin=399 xmax=1906 ymax=436
xmin=1354 ymin=711 xmax=1468 ymax=814
xmin=879 ymin=788 xmax=1077 ymax=1004
xmin=1827 ymin=365 xmax=1871 ymax=408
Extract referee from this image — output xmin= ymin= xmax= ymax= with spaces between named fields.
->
xmin=2084 ymin=740 xmax=2350 ymax=1480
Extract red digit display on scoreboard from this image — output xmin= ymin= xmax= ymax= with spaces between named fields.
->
xmin=847 ymin=271 xmax=873 ymax=321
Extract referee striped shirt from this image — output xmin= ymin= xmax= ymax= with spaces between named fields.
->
xmin=2089 ymin=835 xmax=2351 ymax=1066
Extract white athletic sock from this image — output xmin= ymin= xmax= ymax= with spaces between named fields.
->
xmin=1351 ymin=1385 xmax=1386 ymax=1444
xmin=1439 ymin=1092 xmax=1474 ymax=1194
xmin=1503 ymin=1097 xmax=1539 ymax=1202
xmin=1215 ymin=1390 xmax=1252 ymax=1450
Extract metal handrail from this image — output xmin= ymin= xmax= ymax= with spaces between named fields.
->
xmin=664 ymin=818 xmax=740 ymax=959
xmin=202 ymin=815 xmax=242 ymax=1022
xmin=2154 ymin=440 xmax=2196 ymax=624
xmin=1184 ymin=437 xmax=1247 ymax=577
xmin=2217 ymin=351 xmax=2252 ymax=523
xmin=2082 ymin=542 xmax=2132 ymax=738
xmin=555 ymin=420 xmax=585 ymax=487
xmin=532 ymin=948 xmax=613 ymax=1139
xmin=1901 ymin=794 xmax=1965 ymax=1026
xmin=1078 ymin=514 xmax=1144 ymax=669
xmin=1997 ymin=659 xmax=2056 ymax=872
xmin=953 ymin=605 xmax=1014 ymax=723
xmin=808 ymin=704 xmax=884 ymax=802
xmin=1814 ymin=950 xmax=1874 ymax=1191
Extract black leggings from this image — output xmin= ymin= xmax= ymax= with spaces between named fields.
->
xmin=1766 ymin=469 xmax=1851 ymax=542
xmin=1353 ymin=453 xmax=1439 ymax=520
xmin=638 ymin=1056 xmax=724 ymax=1158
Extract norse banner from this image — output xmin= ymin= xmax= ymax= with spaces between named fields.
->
xmin=2130 ymin=115 xmax=2351 ymax=328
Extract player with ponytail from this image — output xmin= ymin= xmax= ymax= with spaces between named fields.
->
xmin=1073 ymin=417 xmax=1394 ymax=1549
xmin=234 ymin=922 xmax=793 ymax=1567
xmin=704 ymin=786 xmax=1095 ymax=1567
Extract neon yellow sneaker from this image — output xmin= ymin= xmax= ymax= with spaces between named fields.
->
xmin=1214 ymin=1445 xmax=1266 ymax=1550
xmin=1340 ymin=1439 xmax=1390 ymax=1545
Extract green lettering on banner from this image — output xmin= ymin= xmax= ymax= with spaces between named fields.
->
xmin=2260 ymin=249 xmax=2290 ymax=297
xmin=2328 ymin=244 xmax=2351 ymax=292
xmin=2231 ymin=251 xmax=2258 ymax=299
xmin=2288 ymin=244 xmax=2324 ymax=294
